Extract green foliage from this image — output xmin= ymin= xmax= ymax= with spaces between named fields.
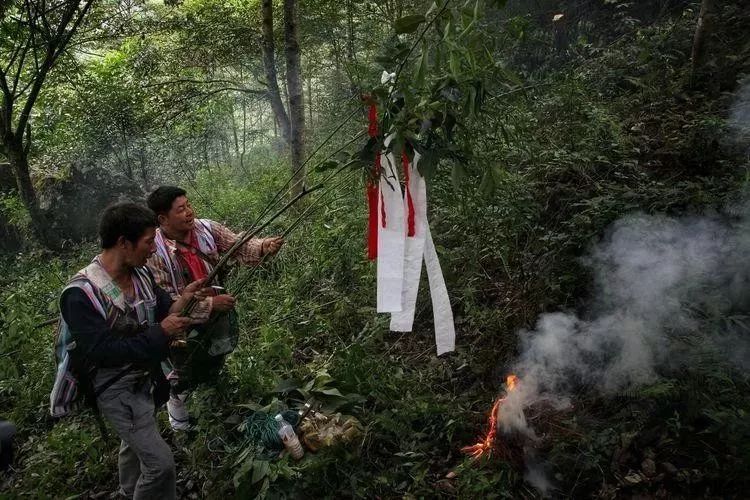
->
xmin=394 ymin=14 xmax=426 ymax=34
xmin=3 ymin=0 xmax=750 ymax=498
xmin=363 ymin=0 xmax=517 ymax=180
xmin=0 ymin=194 xmax=31 ymax=237
xmin=17 ymin=420 xmax=115 ymax=494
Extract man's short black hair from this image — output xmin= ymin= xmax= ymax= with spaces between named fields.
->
xmin=99 ymin=203 xmax=158 ymax=249
xmin=147 ymin=186 xmax=187 ymax=216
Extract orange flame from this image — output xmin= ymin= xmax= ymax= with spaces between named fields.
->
xmin=461 ymin=375 xmax=519 ymax=459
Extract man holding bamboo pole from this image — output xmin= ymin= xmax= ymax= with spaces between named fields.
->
xmin=146 ymin=186 xmax=284 ymax=431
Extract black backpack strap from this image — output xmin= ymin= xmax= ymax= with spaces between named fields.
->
xmin=93 ymin=411 xmax=110 ymax=442
xmin=83 ymin=366 xmax=134 ymax=443
xmin=174 ymin=239 xmax=215 ymax=265
xmin=92 ymin=364 xmax=136 ymax=399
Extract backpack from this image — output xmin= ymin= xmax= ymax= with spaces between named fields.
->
xmin=49 ymin=263 xmax=157 ymax=418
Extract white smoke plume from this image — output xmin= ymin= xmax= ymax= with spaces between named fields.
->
xmin=502 ymin=207 xmax=750 ymax=436
xmin=487 ymin=66 xmax=750 ymax=499
xmin=501 ymin=79 xmax=750 ymax=431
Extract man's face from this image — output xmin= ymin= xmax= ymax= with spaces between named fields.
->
xmin=122 ymin=227 xmax=157 ymax=267
xmin=160 ymin=195 xmax=195 ymax=234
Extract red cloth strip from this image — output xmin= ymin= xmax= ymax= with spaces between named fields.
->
xmin=366 ymin=100 xmax=380 ymax=260
xmin=401 ymin=150 xmax=416 ymax=237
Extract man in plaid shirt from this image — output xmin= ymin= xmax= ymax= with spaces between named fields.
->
xmin=146 ymin=186 xmax=283 ymax=431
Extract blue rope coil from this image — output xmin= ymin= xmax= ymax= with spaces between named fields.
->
xmin=244 ymin=409 xmax=300 ymax=451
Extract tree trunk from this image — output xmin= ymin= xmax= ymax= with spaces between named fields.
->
xmin=0 ymin=0 xmax=95 ymax=249
xmin=230 ymin=101 xmax=241 ymax=169
xmin=261 ymin=0 xmax=291 ymax=145
xmin=202 ymin=132 xmax=210 ymax=172
xmin=121 ymin=125 xmax=133 ymax=180
xmin=346 ymin=0 xmax=360 ymax=98
xmin=284 ymin=0 xmax=305 ymax=196
xmin=241 ymin=103 xmax=248 ymax=170
xmin=690 ymin=0 xmax=716 ymax=87
xmin=7 ymin=139 xmax=60 ymax=248
xmin=346 ymin=0 xmax=355 ymax=65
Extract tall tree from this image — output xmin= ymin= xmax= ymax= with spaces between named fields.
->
xmin=690 ymin=0 xmax=716 ymax=87
xmin=260 ymin=0 xmax=291 ymax=147
xmin=0 ymin=0 xmax=95 ymax=248
xmin=283 ymin=0 xmax=305 ymax=196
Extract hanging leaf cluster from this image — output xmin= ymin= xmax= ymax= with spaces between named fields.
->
xmin=356 ymin=0 xmax=514 ymax=182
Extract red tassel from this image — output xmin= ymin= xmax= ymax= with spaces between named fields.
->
xmin=401 ymin=151 xmax=416 ymax=237
xmin=366 ymin=104 xmax=381 ymax=260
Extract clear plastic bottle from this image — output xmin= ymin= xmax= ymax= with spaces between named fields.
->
xmin=275 ymin=414 xmax=304 ymax=460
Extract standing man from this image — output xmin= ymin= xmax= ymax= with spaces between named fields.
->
xmin=56 ymin=203 xmax=208 ymax=499
xmin=145 ymin=186 xmax=284 ymax=431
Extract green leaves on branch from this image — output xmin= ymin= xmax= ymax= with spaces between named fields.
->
xmin=362 ymin=0 xmax=511 ymax=190
xmin=478 ymin=163 xmax=508 ymax=197
xmin=374 ymin=38 xmax=411 ymax=69
xmin=272 ymin=370 xmax=365 ymax=413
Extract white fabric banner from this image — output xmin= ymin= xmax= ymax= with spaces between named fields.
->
xmin=423 ymin=223 xmax=455 ymax=355
xmin=390 ymin=152 xmax=426 ymax=332
xmin=387 ymin=151 xmax=456 ymax=355
xmin=376 ymin=148 xmax=405 ymax=312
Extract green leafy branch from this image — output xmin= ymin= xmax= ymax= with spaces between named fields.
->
xmin=360 ymin=0 xmax=514 ymax=184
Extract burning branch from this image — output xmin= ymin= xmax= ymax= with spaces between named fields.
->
xmin=461 ymin=375 xmax=519 ymax=460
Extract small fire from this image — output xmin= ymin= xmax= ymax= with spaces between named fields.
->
xmin=461 ymin=374 xmax=520 ymax=460
xmin=506 ymin=374 xmax=518 ymax=391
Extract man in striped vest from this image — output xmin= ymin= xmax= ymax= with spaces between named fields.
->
xmin=57 ymin=203 xmax=208 ymax=499
xmin=145 ymin=186 xmax=284 ymax=431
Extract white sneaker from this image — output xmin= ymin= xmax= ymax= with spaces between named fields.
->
xmin=167 ymin=392 xmax=191 ymax=431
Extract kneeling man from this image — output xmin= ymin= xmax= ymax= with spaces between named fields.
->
xmin=146 ymin=186 xmax=283 ymax=430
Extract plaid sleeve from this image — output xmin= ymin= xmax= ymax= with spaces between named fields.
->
xmin=209 ymin=220 xmax=266 ymax=266
xmin=146 ymin=254 xmax=180 ymax=300
xmin=146 ymin=253 xmax=212 ymax=323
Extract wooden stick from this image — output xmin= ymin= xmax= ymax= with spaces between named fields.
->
xmin=181 ymin=183 xmax=322 ymax=316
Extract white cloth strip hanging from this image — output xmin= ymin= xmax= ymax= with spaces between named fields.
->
xmin=388 ymin=151 xmax=455 ymax=355
xmin=376 ymin=145 xmax=405 ymax=312
xmin=423 ymin=223 xmax=455 ymax=355
xmin=390 ymin=152 xmax=426 ymax=332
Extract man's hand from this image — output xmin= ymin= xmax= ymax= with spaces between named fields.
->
xmin=160 ymin=314 xmax=193 ymax=337
xmin=261 ymin=236 xmax=284 ymax=257
xmin=182 ymin=278 xmax=211 ymax=302
xmin=212 ymin=294 xmax=236 ymax=312
xmin=170 ymin=278 xmax=212 ymax=315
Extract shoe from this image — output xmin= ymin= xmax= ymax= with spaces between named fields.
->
xmin=167 ymin=393 xmax=191 ymax=431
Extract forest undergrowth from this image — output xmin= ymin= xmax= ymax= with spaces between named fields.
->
xmin=2 ymin=2 xmax=750 ymax=498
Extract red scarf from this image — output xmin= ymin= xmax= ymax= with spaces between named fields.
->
xmin=176 ymin=230 xmax=208 ymax=282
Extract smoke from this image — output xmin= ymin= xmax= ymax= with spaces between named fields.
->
xmin=524 ymin=457 xmax=553 ymax=497
xmin=482 ymin=78 xmax=750 ymax=496
xmin=502 ymin=207 xmax=750 ymax=436
xmin=482 ymin=66 xmax=750 ymax=498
